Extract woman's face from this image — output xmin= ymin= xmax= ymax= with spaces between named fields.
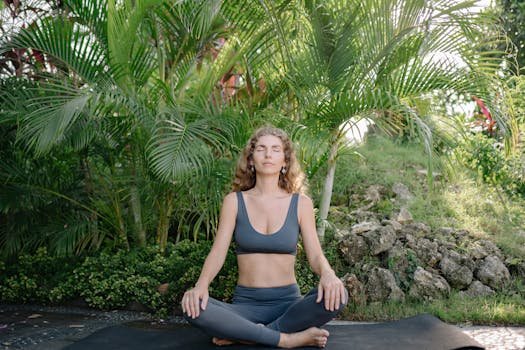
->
xmin=251 ymin=135 xmax=286 ymax=175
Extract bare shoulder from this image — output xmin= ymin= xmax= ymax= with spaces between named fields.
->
xmin=297 ymin=193 xmax=314 ymax=209
xmin=223 ymin=192 xmax=238 ymax=209
xmin=297 ymin=193 xmax=314 ymax=219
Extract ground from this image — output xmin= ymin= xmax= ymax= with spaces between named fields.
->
xmin=1 ymin=304 xmax=524 ymax=350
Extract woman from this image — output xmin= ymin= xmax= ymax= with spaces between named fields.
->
xmin=181 ymin=126 xmax=348 ymax=348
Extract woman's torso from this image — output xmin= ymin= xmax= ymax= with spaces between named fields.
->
xmin=234 ymin=191 xmax=299 ymax=288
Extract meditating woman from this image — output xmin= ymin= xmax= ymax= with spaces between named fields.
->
xmin=181 ymin=126 xmax=348 ymax=348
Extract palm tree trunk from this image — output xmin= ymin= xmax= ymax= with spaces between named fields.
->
xmin=130 ymin=184 xmax=146 ymax=246
xmin=113 ymin=195 xmax=130 ymax=250
xmin=128 ymin=147 xmax=146 ymax=246
xmin=156 ymin=190 xmax=174 ymax=252
xmin=317 ymin=137 xmax=339 ymax=241
xmin=80 ymin=152 xmax=102 ymax=249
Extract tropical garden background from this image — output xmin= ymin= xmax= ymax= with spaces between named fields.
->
xmin=0 ymin=0 xmax=524 ymax=323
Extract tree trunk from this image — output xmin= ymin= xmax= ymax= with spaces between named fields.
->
xmin=317 ymin=138 xmax=339 ymax=241
xmin=130 ymin=184 xmax=146 ymax=246
xmin=156 ymin=190 xmax=174 ymax=252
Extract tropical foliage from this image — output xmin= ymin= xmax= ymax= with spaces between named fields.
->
xmin=0 ymin=0 xmax=518 ymax=259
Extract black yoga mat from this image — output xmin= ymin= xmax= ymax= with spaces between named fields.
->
xmin=65 ymin=314 xmax=484 ymax=350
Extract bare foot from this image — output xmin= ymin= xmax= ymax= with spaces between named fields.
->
xmin=279 ymin=327 xmax=330 ymax=348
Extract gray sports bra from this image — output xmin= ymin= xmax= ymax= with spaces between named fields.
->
xmin=234 ymin=192 xmax=300 ymax=255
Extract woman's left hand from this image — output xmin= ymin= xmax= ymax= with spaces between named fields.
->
xmin=316 ymin=271 xmax=347 ymax=311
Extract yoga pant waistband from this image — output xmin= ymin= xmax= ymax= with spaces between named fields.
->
xmin=233 ymin=283 xmax=301 ymax=303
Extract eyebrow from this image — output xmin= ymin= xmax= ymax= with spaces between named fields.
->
xmin=255 ymin=144 xmax=282 ymax=148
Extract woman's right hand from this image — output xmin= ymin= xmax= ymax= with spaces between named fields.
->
xmin=181 ymin=284 xmax=209 ymax=319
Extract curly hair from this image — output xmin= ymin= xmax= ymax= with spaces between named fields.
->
xmin=232 ymin=126 xmax=306 ymax=194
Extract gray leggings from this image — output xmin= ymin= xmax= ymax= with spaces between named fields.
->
xmin=184 ymin=283 xmax=347 ymax=347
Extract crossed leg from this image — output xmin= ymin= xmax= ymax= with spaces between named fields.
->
xmin=184 ymin=288 xmax=347 ymax=348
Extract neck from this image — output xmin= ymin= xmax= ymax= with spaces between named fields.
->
xmin=253 ymin=174 xmax=283 ymax=196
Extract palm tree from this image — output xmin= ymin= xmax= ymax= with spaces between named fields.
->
xmin=0 ymin=0 xmax=289 ymax=254
xmin=280 ymin=0 xmax=511 ymax=239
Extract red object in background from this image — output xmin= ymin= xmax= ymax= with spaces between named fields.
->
xmin=472 ymin=95 xmax=496 ymax=135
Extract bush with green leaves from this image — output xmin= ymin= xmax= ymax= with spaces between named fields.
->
xmin=0 ymin=238 xmax=348 ymax=315
xmin=0 ymin=247 xmax=80 ymax=303
xmin=455 ymin=133 xmax=525 ymax=197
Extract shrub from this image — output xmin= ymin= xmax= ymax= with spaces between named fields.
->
xmin=0 ymin=247 xmax=79 ymax=303
xmin=454 ymin=133 xmax=525 ymax=197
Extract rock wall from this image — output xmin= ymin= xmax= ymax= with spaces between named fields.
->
xmin=334 ymin=184 xmax=522 ymax=304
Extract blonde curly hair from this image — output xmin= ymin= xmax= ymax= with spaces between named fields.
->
xmin=232 ymin=126 xmax=306 ymax=194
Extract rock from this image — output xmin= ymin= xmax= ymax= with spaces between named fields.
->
xmin=453 ymin=229 xmax=471 ymax=244
xmin=409 ymin=238 xmax=442 ymax=267
xmin=403 ymin=222 xmax=432 ymax=237
xmin=351 ymin=222 xmax=380 ymax=235
xmin=342 ymin=273 xmax=366 ymax=305
xmin=396 ymin=207 xmax=413 ymax=224
xmin=459 ymin=280 xmax=495 ymax=298
xmin=387 ymin=242 xmax=411 ymax=285
xmin=435 ymin=227 xmax=455 ymax=236
xmin=381 ymin=219 xmax=403 ymax=232
xmin=362 ymin=225 xmax=396 ymax=255
xmin=444 ymin=250 xmax=476 ymax=271
xmin=392 ymin=183 xmax=413 ymax=202
xmin=339 ymin=232 xmax=368 ymax=266
xmin=475 ymin=256 xmax=510 ymax=289
xmin=334 ymin=228 xmax=350 ymax=242
xmin=505 ymin=257 xmax=525 ymax=279
xmin=409 ymin=267 xmax=450 ymax=300
xmin=364 ymin=185 xmax=384 ymax=204
xmin=436 ymin=239 xmax=456 ymax=251
xmin=439 ymin=256 xmax=473 ymax=289
xmin=468 ymin=240 xmax=503 ymax=260
xmin=366 ymin=267 xmax=405 ymax=302
xmin=352 ymin=209 xmax=380 ymax=223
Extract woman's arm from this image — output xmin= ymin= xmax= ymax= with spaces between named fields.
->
xmin=298 ymin=194 xmax=347 ymax=311
xmin=181 ymin=192 xmax=237 ymax=318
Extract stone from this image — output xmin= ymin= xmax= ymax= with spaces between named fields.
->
xmin=468 ymin=240 xmax=503 ymax=260
xmin=387 ymin=242 xmax=411 ymax=285
xmin=366 ymin=267 xmax=405 ymax=302
xmin=435 ymin=227 xmax=455 ymax=236
xmin=342 ymin=273 xmax=366 ymax=305
xmin=403 ymin=222 xmax=432 ymax=237
xmin=505 ymin=257 xmax=525 ymax=279
xmin=381 ymin=219 xmax=403 ymax=232
xmin=351 ymin=222 xmax=380 ymax=235
xmin=392 ymin=183 xmax=413 ymax=202
xmin=409 ymin=267 xmax=450 ymax=300
xmin=443 ymin=249 xmax=476 ymax=271
xmin=459 ymin=280 xmax=495 ymax=298
xmin=352 ymin=209 xmax=380 ymax=223
xmin=334 ymin=228 xmax=350 ymax=242
xmin=475 ymin=256 xmax=510 ymax=289
xmin=439 ymin=256 xmax=473 ymax=289
xmin=364 ymin=185 xmax=384 ymax=204
xmin=339 ymin=232 xmax=368 ymax=266
xmin=396 ymin=207 xmax=413 ymax=224
xmin=362 ymin=225 xmax=396 ymax=255
xmin=411 ymin=238 xmax=442 ymax=267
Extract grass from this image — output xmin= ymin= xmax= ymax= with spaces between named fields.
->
xmin=317 ymin=132 xmax=525 ymax=325
xmin=328 ymin=132 xmax=525 ymax=257
xmin=341 ymin=292 xmax=525 ymax=325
